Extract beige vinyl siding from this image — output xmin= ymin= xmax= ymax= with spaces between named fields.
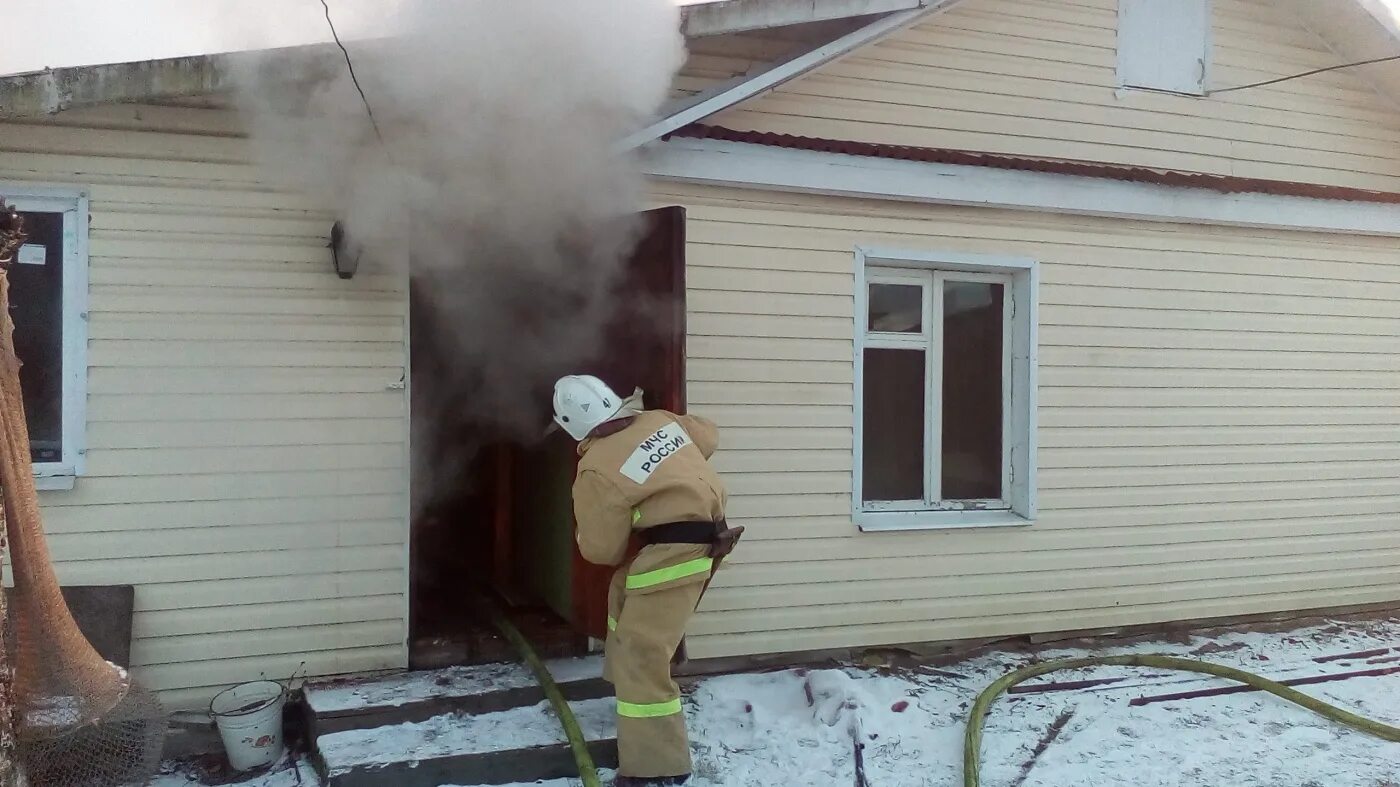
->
xmin=708 ymin=0 xmax=1400 ymax=191
xmin=0 ymin=103 xmax=409 ymax=711
xmin=655 ymin=181 xmax=1400 ymax=660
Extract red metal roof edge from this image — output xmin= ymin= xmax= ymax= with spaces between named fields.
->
xmin=667 ymin=124 xmax=1400 ymax=206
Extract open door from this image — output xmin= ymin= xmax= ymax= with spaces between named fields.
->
xmin=570 ymin=206 xmax=688 ymax=641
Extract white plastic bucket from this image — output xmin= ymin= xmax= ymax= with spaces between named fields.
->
xmin=210 ymin=680 xmax=287 ymax=771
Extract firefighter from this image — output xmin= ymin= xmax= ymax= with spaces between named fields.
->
xmin=552 ymin=374 xmax=742 ymax=787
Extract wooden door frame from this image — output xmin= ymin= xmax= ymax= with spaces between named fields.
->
xmin=569 ymin=206 xmax=688 ymax=643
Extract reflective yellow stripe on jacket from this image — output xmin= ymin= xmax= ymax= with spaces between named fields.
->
xmin=624 ymin=557 xmax=714 ymax=591
xmin=617 ymin=697 xmax=683 ymax=718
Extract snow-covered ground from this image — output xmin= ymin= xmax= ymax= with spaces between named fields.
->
xmin=158 ymin=617 xmax=1400 ymax=787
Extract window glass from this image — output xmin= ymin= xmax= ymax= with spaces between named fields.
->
xmin=861 ymin=347 xmax=925 ymax=502
xmin=867 ymin=283 xmax=922 ymax=333
xmin=14 ymin=211 xmax=65 ymax=464
xmin=941 ymin=280 xmax=1003 ymax=500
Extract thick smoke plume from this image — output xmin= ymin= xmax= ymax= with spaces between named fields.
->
xmin=234 ymin=1 xmax=686 ymax=513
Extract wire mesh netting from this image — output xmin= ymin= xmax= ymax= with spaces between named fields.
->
xmin=0 ymin=241 xmax=166 ymax=786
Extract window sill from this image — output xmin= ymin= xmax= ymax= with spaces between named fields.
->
xmin=33 ymin=468 xmax=76 ymax=492
xmin=856 ymin=509 xmax=1033 ymax=532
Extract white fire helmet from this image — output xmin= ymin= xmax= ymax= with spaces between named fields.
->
xmin=552 ymin=374 xmax=624 ymax=441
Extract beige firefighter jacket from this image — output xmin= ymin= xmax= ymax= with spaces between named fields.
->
xmin=573 ymin=410 xmax=727 ymax=592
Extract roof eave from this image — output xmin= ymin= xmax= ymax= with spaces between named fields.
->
xmin=680 ymin=0 xmax=926 ymax=37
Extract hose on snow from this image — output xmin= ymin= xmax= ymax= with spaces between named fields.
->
xmin=484 ymin=601 xmax=603 ymax=787
xmin=964 ymin=653 xmax=1400 ymax=787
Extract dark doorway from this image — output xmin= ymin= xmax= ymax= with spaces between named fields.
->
xmin=408 ymin=206 xmax=687 ymax=666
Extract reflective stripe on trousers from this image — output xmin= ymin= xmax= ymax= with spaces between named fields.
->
xmin=617 ymin=697 xmax=683 ymax=718
xmin=625 ymin=557 xmax=714 ymax=591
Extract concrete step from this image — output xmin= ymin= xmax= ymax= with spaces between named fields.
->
xmin=304 ymin=658 xmax=616 ymax=786
xmin=316 ymin=697 xmax=618 ymax=787
xmin=304 ymin=657 xmax=610 ymax=737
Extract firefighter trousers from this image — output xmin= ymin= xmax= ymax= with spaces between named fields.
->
xmin=604 ymin=564 xmax=707 ymax=779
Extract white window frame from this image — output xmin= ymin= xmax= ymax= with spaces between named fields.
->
xmin=853 ymin=247 xmax=1037 ymax=532
xmin=1116 ymin=0 xmax=1212 ymax=97
xmin=1 ymin=184 xmax=90 ymax=491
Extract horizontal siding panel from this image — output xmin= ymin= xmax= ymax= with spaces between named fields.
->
xmin=694 ymin=572 xmax=1400 ymax=636
xmin=1039 ymin=388 xmax=1395 ymax=409
xmin=733 ymin=514 xmax=1400 ymax=564
xmin=136 ymin=571 xmax=405 ymax=613
xmin=688 ymin=315 xmax=851 ymax=342
xmin=41 ymin=495 xmax=403 ymax=535
xmin=713 ymin=450 xmax=851 ymax=474
xmin=689 ymin=586 xmax=1400 ymax=659
xmin=85 ymin=444 xmax=401 ymax=477
xmin=53 ymin=545 xmax=402 ymax=585
xmin=90 ymin=289 xmax=404 ymax=317
xmin=90 ymin=419 xmax=403 ymax=448
xmin=46 ymin=520 xmax=401 ymax=562
xmin=41 ymin=469 xmax=401 ymax=508
xmin=691 ymin=382 xmax=851 ymax=406
xmin=1039 ymin=424 xmax=1400 ymax=449
xmin=689 ymin=244 xmax=854 ymax=274
xmin=144 ymin=646 xmax=404 ymax=707
xmin=89 ymin=340 xmax=404 ymax=369
xmin=134 ymin=596 xmax=405 ymax=639
xmin=705 ymin=550 xmax=1400 ymax=612
xmin=89 ymin=392 xmax=403 ymax=422
xmin=718 ymin=531 xmax=1400 ymax=588
xmin=132 ymin=620 xmax=404 ymax=667
xmin=690 ymin=289 xmax=851 ymax=318
xmin=703 ymin=405 xmax=850 ymax=428
xmin=88 ymin=315 xmax=405 ymax=343
xmin=688 ymin=359 xmax=852 ymax=384
xmin=92 ymin=265 xmax=401 ymax=293
xmin=89 ymin=368 xmax=404 ymax=395
xmin=717 ymin=427 xmax=850 ymax=452
xmin=1042 ymin=443 xmax=1400 ymax=468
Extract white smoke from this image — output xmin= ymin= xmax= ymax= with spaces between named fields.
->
xmin=233 ymin=1 xmax=686 ymax=514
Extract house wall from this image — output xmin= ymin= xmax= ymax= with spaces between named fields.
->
xmin=656 ymin=180 xmax=1400 ymax=659
xmin=709 ymin=0 xmax=1400 ymax=191
xmin=0 ymin=104 xmax=410 ymax=710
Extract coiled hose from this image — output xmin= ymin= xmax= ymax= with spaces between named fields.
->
xmin=484 ymin=602 xmax=603 ymax=787
xmin=964 ymin=654 xmax=1400 ymax=787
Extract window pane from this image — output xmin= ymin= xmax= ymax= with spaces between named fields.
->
xmin=862 ymin=348 xmax=925 ymax=502
xmin=14 ymin=212 xmax=64 ymax=464
xmin=942 ymin=281 xmax=1003 ymax=500
xmin=868 ymin=283 xmax=922 ymax=333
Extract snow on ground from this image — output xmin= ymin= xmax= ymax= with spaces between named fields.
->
xmin=318 ymin=696 xmax=616 ymax=775
xmin=151 ymin=757 xmax=317 ymax=787
xmin=165 ymin=618 xmax=1400 ymax=786
xmin=306 ymin=657 xmax=604 ymax=715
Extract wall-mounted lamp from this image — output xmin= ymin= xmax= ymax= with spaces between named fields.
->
xmin=329 ymin=221 xmax=361 ymax=280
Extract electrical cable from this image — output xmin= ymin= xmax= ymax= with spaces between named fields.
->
xmin=317 ymin=0 xmax=385 ymax=145
xmin=1209 ymin=52 xmax=1400 ymax=95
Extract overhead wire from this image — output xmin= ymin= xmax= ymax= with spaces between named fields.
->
xmin=317 ymin=0 xmax=386 ymax=146
xmin=1209 ymin=52 xmax=1400 ymax=95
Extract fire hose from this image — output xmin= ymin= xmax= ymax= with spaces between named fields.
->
xmin=483 ymin=600 xmax=603 ymax=787
xmin=963 ymin=654 xmax=1400 ymax=787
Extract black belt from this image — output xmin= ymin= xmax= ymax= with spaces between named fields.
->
xmin=641 ymin=520 xmax=726 ymax=546
xmin=640 ymin=519 xmax=744 ymax=559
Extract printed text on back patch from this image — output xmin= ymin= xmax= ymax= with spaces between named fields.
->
xmin=620 ymin=422 xmax=692 ymax=484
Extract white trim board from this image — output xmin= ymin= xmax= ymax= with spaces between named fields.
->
xmin=623 ymin=2 xmax=964 ymax=151
xmin=852 ymin=247 xmax=1038 ymax=533
xmin=641 ymin=138 xmax=1400 ymax=237
xmin=0 ymin=182 xmax=89 ymax=491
